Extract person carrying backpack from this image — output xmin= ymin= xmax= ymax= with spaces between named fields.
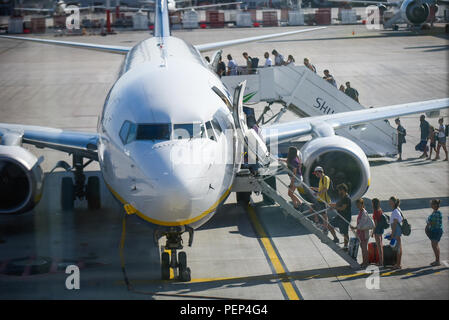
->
xmin=434 ymin=117 xmax=448 ymax=161
xmin=426 ymin=199 xmax=443 ymax=266
xmin=388 ymin=196 xmax=403 ymax=270
xmin=371 ymin=198 xmax=387 ymax=266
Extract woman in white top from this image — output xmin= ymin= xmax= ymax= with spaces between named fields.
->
xmin=389 ymin=196 xmax=403 ymax=269
xmin=434 ymin=118 xmax=448 ymax=161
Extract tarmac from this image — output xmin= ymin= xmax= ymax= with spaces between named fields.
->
xmin=0 ymin=24 xmax=448 ymax=300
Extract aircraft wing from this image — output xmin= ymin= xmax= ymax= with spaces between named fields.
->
xmin=173 ymin=2 xmax=243 ymax=11
xmin=14 ymin=7 xmax=54 ymax=12
xmin=0 ymin=35 xmax=131 ymax=55
xmin=261 ymin=98 xmax=449 ymax=144
xmin=0 ymin=124 xmax=98 ymax=160
xmin=327 ymin=0 xmax=395 ymax=5
xmin=195 ymin=26 xmax=326 ymax=52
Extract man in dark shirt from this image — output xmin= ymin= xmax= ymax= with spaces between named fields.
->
xmin=216 ymin=56 xmax=226 ymax=78
xmin=419 ymin=114 xmax=430 ymax=158
xmin=323 ymin=69 xmax=337 ymax=87
xmin=395 ymin=118 xmax=406 ymax=161
xmin=329 ymin=183 xmax=352 ymax=250
xmin=344 ymin=81 xmax=359 ymax=103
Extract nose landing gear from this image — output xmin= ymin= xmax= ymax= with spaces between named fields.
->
xmin=156 ymin=226 xmax=194 ymax=282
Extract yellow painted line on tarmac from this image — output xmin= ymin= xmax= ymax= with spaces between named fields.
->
xmin=246 ymin=206 xmax=301 ymax=300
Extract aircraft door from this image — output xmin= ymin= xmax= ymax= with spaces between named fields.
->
xmin=232 ymin=81 xmax=270 ymax=167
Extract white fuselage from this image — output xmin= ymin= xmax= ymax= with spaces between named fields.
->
xmin=97 ymin=36 xmax=241 ymax=229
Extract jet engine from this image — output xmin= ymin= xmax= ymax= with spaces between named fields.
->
xmin=300 ymin=135 xmax=371 ymax=201
xmin=400 ymin=0 xmax=430 ymax=25
xmin=0 ymin=146 xmax=44 ymax=214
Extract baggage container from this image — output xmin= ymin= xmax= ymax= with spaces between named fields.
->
xmin=31 ymin=17 xmax=46 ymax=33
xmin=262 ymin=11 xmax=278 ymax=27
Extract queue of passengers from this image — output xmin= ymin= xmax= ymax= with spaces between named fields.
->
xmin=213 ymin=50 xmax=361 ymax=103
xmin=281 ymin=146 xmax=444 ymax=269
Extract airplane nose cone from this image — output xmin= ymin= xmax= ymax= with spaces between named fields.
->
xmin=129 ymin=142 xmax=213 ymax=225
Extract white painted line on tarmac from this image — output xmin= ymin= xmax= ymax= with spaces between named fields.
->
xmin=442 ymin=260 xmax=449 ymax=267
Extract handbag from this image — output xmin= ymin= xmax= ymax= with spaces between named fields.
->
xmin=359 ymin=210 xmax=375 ymax=230
xmin=398 ymin=209 xmax=411 ymax=236
xmin=425 ymin=224 xmax=431 ymax=239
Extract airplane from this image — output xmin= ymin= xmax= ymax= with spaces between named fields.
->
xmin=328 ymin=0 xmax=449 ymax=29
xmin=99 ymin=0 xmax=243 ymax=13
xmin=0 ymin=0 xmax=448 ymax=282
xmin=13 ymin=0 xmax=95 ymax=15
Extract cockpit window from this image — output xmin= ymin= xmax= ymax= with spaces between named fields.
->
xmin=119 ymin=121 xmax=131 ymax=144
xmin=136 ymin=124 xmax=171 ymax=141
xmin=173 ymin=123 xmax=206 ymax=139
xmin=212 ymin=86 xmax=232 ymax=110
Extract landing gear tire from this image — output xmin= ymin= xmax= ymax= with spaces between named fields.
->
xmin=161 ymin=251 xmax=170 ymax=280
xmin=236 ymin=192 xmax=251 ymax=207
xmin=178 ymin=251 xmax=191 ymax=282
xmin=86 ymin=176 xmax=101 ymax=210
xmin=61 ymin=177 xmax=74 ymax=211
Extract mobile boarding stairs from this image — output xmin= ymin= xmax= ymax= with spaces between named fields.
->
xmin=221 ymin=63 xmax=400 ymax=157
xmin=228 ymin=80 xmax=362 ymax=270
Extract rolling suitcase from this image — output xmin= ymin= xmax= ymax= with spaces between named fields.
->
xmin=383 ymin=245 xmax=397 ymax=266
xmin=348 ymin=237 xmax=359 ymax=260
xmin=368 ymin=242 xmax=379 ymax=263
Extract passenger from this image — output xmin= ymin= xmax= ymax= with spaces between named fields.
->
xmin=395 ymin=118 xmax=406 ymax=161
xmin=311 ymin=166 xmax=340 ymax=243
xmin=272 ymin=49 xmax=285 ymax=66
xmin=344 ymin=81 xmax=359 ymax=103
xmin=280 ymin=147 xmax=303 ymax=209
xmin=263 ymin=52 xmax=272 ymax=67
xmin=434 ymin=117 xmax=448 ymax=161
xmin=339 ymin=84 xmax=345 ymax=92
xmin=371 ymin=198 xmax=384 ymax=267
xmin=285 ymin=55 xmax=295 ymax=66
xmin=226 ymin=54 xmax=238 ymax=76
xmin=428 ymin=125 xmax=438 ymax=160
xmin=329 ymin=183 xmax=351 ymax=250
xmin=350 ymin=198 xmax=371 ymax=268
xmin=418 ymin=115 xmax=430 ymax=159
xmin=323 ymin=69 xmax=337 ymax=87
xmin=303 ymin=58 xmax=316 ymax=73
xmin=216 ymin=56 xmax=226 ymax=78
xmin=426 ymin=199 xmax=443 ymax=266
xmin=388 ymin=196 xmax=403 ymax=270
xmin=242 ymin=52 xmax=253 ymax=74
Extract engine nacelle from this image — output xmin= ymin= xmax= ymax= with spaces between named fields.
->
xmin=300 ymin=135 xmax=371 ymax=201
xmin=400 ymin=0 xmax=430 ymax=25
xmin=0 ymin=146 xmax=44 ymax=214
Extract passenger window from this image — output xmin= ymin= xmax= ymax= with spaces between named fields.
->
xmin=205 ymin=121 xmax=216 ymax=141
xmin=119 ymin=121 xmax=131 ymax=144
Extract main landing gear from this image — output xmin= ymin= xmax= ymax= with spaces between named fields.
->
xmin=58 ymin=154 xmax=101 ymax=211
xmin=155 ymin=226 xmax=194 ymax=282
